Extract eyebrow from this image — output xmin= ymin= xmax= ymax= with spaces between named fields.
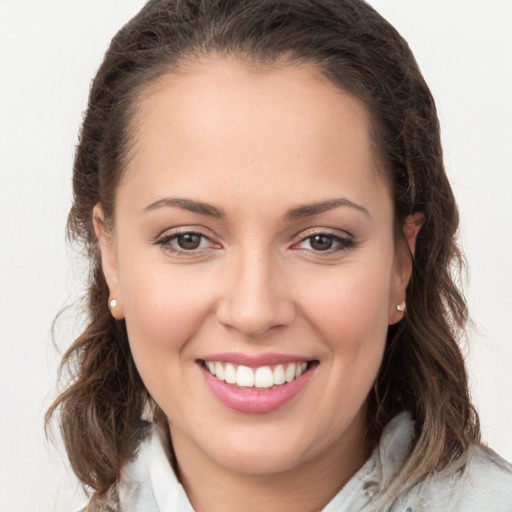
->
xmin=144 ymin=198 xmax=224 ymax=218
xmin=284 ymin=198 xmax=370 ymax=220
xmin=143 ymin=196 xmax=369 ymax=220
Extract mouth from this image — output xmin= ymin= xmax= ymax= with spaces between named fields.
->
xmin=197 ymin=357 xmax=318 ymax=414
xmin=199 ymin=360 xmax=313 ymax=389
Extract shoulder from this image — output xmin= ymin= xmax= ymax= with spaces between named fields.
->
xmin=401 ymin=445 xmax=512 ymax=511
xmin=458 ymin=445 xmax=512 ymax=507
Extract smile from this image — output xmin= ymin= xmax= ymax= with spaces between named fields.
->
xmin=203 ymin=361 xmax=309 ymax=389
xmin=199 ymin=357 xmax=317 ymax=414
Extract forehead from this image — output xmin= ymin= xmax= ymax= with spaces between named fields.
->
xmin=119 ymin=56 xmax=391 ymax=218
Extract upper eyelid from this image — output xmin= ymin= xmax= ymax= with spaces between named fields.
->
xmin=154 ymin=226 xmax=217 ymax=242
xmin=294 ymin=234 xmax=353 ymax=247
xmin=294 ymin=226 xmax=354 ymax=241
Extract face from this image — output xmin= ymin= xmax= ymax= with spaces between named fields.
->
xmin=96 ymin=57 xmax=414 ymax=478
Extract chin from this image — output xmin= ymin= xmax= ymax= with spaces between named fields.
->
xmin=189 ymin=415 xmax=350 ymax=476
xmin=209 ymin=439 xmax=311 ymax=475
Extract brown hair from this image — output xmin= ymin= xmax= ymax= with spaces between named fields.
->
xmin=47 ymin=0 xmax=480 ymax=507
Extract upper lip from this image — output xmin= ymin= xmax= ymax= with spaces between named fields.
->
xmin=199 ymin=352 xmax=313 ymax=367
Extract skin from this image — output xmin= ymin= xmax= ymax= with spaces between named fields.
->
xmin=95 ymin=57 xmax=420 ymax=512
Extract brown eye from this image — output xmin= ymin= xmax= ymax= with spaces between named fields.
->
xmin=155 ymin=230 xmax=220 ymax=255
xmin=293 ymin=232 xmax=355 ymax=254
xmin=309 ymin=235 xmax=334 ymax=251
xmin=177 ymin=233 xmax=202 ymax=250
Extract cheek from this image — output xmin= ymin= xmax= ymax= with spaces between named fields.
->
xmin=297 ymin=259 xmax=392 ymax=387
xmin=118 ymin=258 xmax=216 ymax=365
xmin=300 ymin=261 xmax=393 ymax=338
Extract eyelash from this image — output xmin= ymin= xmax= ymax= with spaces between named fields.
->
xmin=154 ymin=229 xmax=355 ymax=256
xmin=154 ymin=230 xmax=217 ymax=254
xmin=293 ymin=232 xmax=355 ymax=254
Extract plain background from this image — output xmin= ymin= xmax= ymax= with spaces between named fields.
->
xmin=1 ymin=1 xmax=511 ymax=511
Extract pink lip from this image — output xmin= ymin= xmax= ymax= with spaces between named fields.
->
xmin=200 ymin=361 xmax=316 ymax=414
xmin=200 ymin=352 xmax=311 ymax=368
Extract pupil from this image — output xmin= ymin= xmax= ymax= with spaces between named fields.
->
xmin=311 ymin=235 xmax=333 ymax=251
xmin=177 ymin=233 xmax=201 ymax=250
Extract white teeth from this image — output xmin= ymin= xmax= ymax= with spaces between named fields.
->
xmin=205 ymin=360 xmax=310 ymax=388
xmin=294 ymin=362 xmax=307 ymax=378
xmin=215 ymin=361 xmax=225 ymax=381
xmin=236 ymin=365 xmax=255 ymax=387
xmin=285 ymin=364 xmax=296 ymax=382
xmin=273 ymin=364 xmax=285 ymax=385
xmin=255 ymin=366 xmax=274 ymax=388
xmin=225 ymin=363 xmax=237 ymax=384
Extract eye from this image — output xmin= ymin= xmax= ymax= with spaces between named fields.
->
xmin=155 ymin=230 xmax=218 ymax=254
xmin=175 ymin=233 xmax=203 ymax=250
xmin=308 ymin=234 xmax=335 ymax=251
xmin=294 ymin=232 xmax=355 ymax=253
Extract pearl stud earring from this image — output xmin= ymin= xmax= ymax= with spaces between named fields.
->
xmin=109 ymin=298 xmax=118 ymax=309
xmin=396 ymin=301 xmax=406 ymax=312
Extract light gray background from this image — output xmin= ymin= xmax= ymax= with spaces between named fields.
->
xmin=1 ymin=1 xmax=511 ymax=511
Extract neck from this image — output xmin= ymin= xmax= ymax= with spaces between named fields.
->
xmin=171 ymin=413 xmax=370 ymax=512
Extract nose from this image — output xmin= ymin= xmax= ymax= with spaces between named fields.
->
xmin=216 ymin=249 xmax=296 ymax=338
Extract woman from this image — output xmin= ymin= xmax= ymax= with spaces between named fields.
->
xmin=47 ymin=0 xmax=512 ymax=510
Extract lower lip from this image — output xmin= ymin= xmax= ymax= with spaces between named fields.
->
xmin=201 ymin=363 xmax=315 ymax=414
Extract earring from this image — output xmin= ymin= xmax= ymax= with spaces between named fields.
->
xmin=396 ymin=301 xmax=406 ymax=312
xmin=109 ymin=298 xmax=118 ymax=310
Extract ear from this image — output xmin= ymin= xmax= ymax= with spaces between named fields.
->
xmin=93 ymin=204 xmax=124 ymax=320
xmin=403 ymin=212 xmax=424 ymax=256
xmin=388 ymin=212 xmax=424 ymax=325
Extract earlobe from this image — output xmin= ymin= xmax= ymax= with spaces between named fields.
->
xmin=388 ymin=242 xmax=412 ymax=325
xmin=93 ymin=205 xmax=124 ymax=320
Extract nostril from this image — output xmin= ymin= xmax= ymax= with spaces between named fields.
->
xmin=216 ymin=303 xmax=295 ymax=338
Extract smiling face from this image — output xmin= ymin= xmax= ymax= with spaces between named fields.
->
xmin=95 ymin=57 xmax=412 ymax=484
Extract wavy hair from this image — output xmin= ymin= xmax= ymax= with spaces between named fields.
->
xmin=47 ymin=0 xmax=480 ymax=507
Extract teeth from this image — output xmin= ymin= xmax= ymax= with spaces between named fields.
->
xmin=215 ymin=361 xmax=225 ymax=381
xmin=285 ymin=364 xmax=296 ymax=382
xmin=225 ymin=363 xmax=237 ymax=384
xmin=254 ymin=367 xmax=274 ymax=388
xmin=205 ymin=361 xmax=309 ymax=388
xmin=294 ymin=362 xmax=308 ymax=378
xmin=273 ymin=364 xmax=285 ymax=385
xmin=236 ymin=365 xmax=254 ymax=387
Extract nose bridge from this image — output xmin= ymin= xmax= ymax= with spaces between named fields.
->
xmin=217 ymin=242 xmax=295 ymax=337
